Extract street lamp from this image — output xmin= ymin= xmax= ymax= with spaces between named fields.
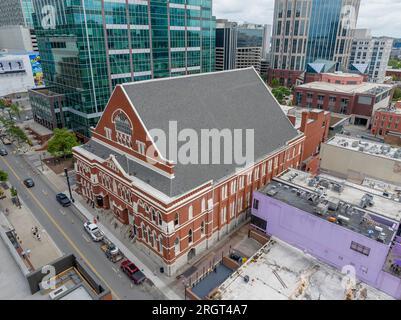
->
xmin=64 ymin=168 xmax=75 ymax=203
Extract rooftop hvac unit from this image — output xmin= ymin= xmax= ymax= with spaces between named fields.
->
xmin=337 ymin=215 xmax=350 ymax=225
xmin=308 ymin=178 xmax=317 ymax=187
xmin=332 ymin=183 xmax=344 ymax=193
xmin=352 ymin=141 xmax=359 ymax=148
xmin=49 ymin=285 xmax=68 ymax=300
xmin=359 ymin=146 xmax=365 ymax=152
xmin=319 ymin=179 xmax=330 ymax=188
xmin=244 ymin=275 xmax=250 ymax=283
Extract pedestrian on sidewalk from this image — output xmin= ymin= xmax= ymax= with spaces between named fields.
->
xmin=93 ymin=217 xmax=97 ymax=224
xmin=96 ymin=215 xmax=99 ymax=222
xmin=5 ymin=208 xmax=9 ymax=216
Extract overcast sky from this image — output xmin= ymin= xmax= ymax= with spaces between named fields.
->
xmin=213 ymin=0 xmax=401 ymax=38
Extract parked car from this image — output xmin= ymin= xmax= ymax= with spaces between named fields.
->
xmin=0 ymin=148 xmax=7 ymax=156
xmin=56 ymin=193 xmax=71 ymax=207
xmin=83 ymin=222 xmax=104 ymax=242
xmin=23 ymin=178 xmax=35 ymax=188
xmin=120 ymin=260 xmax=146 ymax=284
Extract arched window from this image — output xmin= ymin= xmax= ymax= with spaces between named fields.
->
xmin=153 ymin=232 xmax=157 ymax=248
xmin=141 ymin=223 xmax=146 ymax=240
xmin=157 ymin=212 xmax=162 ymax=226
xmin=151 ymin=208 xmax=156 ymax=222
xmin=174 ymin=237 xmax=180 ymax=254
xmin=158 ymin=236 xmax=163 ymax=253
xmin=188 ymin=205 xmax=193 ymax=220
xmin=174 ymin=213 xmax=179 ymax=226
xmin=201 ymin=221 xmax=205 ymax=235
xmin=115 ymin=112 xmax=132 ymax=135
xmin=188 ymin=229 xmax=193 ymax=244
xmin=147 ymin=227 xmax=151 ymax=244
xmin=201 ymin=198 xmax=206 ymax=212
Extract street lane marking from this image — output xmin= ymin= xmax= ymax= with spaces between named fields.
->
xmin=0 ymin=156 xmax=121 ymax=300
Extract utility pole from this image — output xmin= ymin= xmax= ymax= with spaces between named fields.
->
xmin=64 ymin=168 xmax=75 ymax=203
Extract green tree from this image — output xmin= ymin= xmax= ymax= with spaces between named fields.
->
xmin=389 ymin=58 xmax=401 ymax=70
xmin=0 ymin=170 xmax=8 ymax=182
xmin=271 ymin=78 xmax=280 ymax=88
xmin=272 ymin=86 xmax=292 ymax=104
xmin=8 ymin=125 xmax=30 ymax=146
xmin=47 ymin=128 xmax=79 ymax=159
xmin=8 ymin=103 xmax=22 ymax=120
xmin=393 ymin=87 xmax=401 ymax=101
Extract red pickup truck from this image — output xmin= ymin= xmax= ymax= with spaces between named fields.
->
xmin=120 ymin=260 xmax=146 ymax=285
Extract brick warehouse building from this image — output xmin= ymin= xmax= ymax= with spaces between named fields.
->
xmin=294 ymin=73 xmax=394 ymax=127
xmin=72 ymin=68 xmax=305 ymax=275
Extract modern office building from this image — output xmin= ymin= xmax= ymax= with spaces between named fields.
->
xmin=250 ymin=169 xmax=401 ymax=299
xmin=0 ymin=0 xmax=37 ymax=51
xmin=269 ymin=0 xmax=361 ymax=87
xmin=29 ymin=0 xmax=216 ymax=138
xmin=72 ymin=68 xmax=305 ymax=275
xmin=215 ymin=19 xmax=270 ymax=73
xmin=350 ymin=29 xmax=393 ymax=83
xmin=215 ymin=19 xmax=237 ymax=71
xmin=391 ymin=39 xmax=401 ymax=59
xmin=294 ymin=72 xmax=394 ymax=127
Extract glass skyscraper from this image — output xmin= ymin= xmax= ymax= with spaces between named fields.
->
xmin=30 ymin=0 xmax=215 ymax=138
xmin=0 ymin=0 xmax=35 ymax=28
xmin=271 ymin=0 xmax=361 ymax=72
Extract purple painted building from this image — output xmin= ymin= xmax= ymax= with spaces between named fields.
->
xmin=251 ymin=169 xmax=401 ymax=299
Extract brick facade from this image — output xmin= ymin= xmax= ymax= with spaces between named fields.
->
xmin=73 ymin=84 xmax=305 ymax=276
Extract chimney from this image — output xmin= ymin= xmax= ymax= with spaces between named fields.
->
xmin=300 ymin=111 xmax=309 ymax=133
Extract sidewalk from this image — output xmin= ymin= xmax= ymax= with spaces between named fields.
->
xmin=0 ymin=188 xmax=63 ymax=270
xmin=73 ymin=197 xmax=181 ymax=300
xmin=29 ymin=160 xmax=182 ymax=299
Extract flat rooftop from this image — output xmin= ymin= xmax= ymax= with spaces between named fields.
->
xmin=280 ymin=106 xmax=329 ymax=129
xmin=214 ymin=239 xmax=393 ymax=300
xmin=261 ymin=170 xmax=398 ymax=245
xmin=297 ymin=81 xmax=393 ymax=96
xmin=326 ymin=134 xmax=401 ymax=163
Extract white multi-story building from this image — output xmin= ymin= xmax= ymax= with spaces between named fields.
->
xmin=350 ymin=29 xmax=393 ymax=83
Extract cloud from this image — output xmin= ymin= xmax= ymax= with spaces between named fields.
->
xmin=213 ymin=0 xmax=401 ymax=38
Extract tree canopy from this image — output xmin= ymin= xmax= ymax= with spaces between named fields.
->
xmin=272 ymin=86 xmax=292 ymax=105
xmin=394 ymin=87 xmax=401 ymax=101
xmin=389 ymin=58 xmax=401 ymax=70
xmin=47 ymin=128 xmax=79 ymax=159
xmin=0 ymin=170 xmax=8 ymax=182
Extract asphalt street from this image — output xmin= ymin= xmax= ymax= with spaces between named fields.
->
xmin=0 ymin=144 xmax=166 ymax=300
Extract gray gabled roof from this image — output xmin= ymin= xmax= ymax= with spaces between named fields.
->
xmin=84 ymin=68 xmax=300 ymax=198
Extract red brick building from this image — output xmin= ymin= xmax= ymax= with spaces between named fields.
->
xmin=284 ymin=107 xmax=330 ymax=174
xmin=267 ymin=68 xmax=303 ymax=88
xmin=386 ymin=69 xmax=401 ymax=82
xmin=294 ymin=73 xmax=394 ymax=127
xmin=72 ymin=69 xmax=305 ymax=275
xmin=371 ymin=102 xmax=401 ymax=138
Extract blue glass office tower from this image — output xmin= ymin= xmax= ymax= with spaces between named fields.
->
xmin=29 ymin=0 xmax=215 ymax=138
xmin=271 ymin=0 xmax=361 ymax=72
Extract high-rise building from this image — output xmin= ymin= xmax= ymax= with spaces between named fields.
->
xmin=29 ymin=0 xmax=215 ymax=138
xmin=215 ymin=19 xmax=270 ymax=73
xmin=215 ymin=20 xmax=237 ymax=71
xmin=350 ymin=29 xmax=393 ymax=83
xmin=270 ymin=0 xmax=361 ymax=87
xmin=0 ymin=0 xmax=38 ymax=51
